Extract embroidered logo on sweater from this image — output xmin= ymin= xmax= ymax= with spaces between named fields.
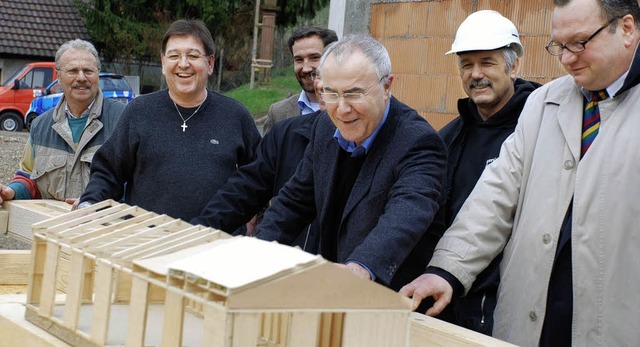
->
xmin=210 ymin=139 xmax=219 ymax=145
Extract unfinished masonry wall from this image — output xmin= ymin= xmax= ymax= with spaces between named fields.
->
xmin=368 ymin=0 xmax=566 ymax=129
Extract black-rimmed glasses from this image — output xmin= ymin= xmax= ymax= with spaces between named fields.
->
xmin=545 ymin=16 xmax=620 ymax=56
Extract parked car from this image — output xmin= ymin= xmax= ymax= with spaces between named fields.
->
xmin=24 ymin=73 xmax=135 ymax=131
xmin=0 ymin=62 xmax=57 ymax=132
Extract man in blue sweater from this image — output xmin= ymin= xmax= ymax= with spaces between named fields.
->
xmin=78 ymin=20 xmax=260 ymax=221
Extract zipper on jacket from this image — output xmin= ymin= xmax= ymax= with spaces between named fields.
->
xmin=480 ymin=293 xmax=486 ymax=325
xmin=302 ymin=225 xmax=311 ymax=251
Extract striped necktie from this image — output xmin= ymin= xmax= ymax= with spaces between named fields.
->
xmin=581 ymin=89 xmax=608 ymax=158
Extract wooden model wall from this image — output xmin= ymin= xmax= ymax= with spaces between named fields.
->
xmin=0 ymin=200 xmax=72 ymax=287
xmin=23 ymin=200 xmax=412 ymax=347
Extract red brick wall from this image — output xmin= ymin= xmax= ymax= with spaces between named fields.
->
xmin=370 ymin=0 xmax=566 ymax=129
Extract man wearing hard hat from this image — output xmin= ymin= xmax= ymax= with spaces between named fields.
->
xmin=434 ymin=10 xmax=541 ymax=336
xmin=401 ymin=0 xmax=640 ymax=345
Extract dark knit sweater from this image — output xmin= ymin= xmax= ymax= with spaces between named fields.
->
xmin=322 ymin=148 xmax=366 ymax=262
xmin=80 ymin=89 xmax=261 ymax=222
xmin=437 ymin=78 xmax=541 ymax=335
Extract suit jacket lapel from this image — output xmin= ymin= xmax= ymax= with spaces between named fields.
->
xmin=316 ymin=119 xmax=341 ymax=231
xmin=554 ymin=88 xmax=583 ymax=161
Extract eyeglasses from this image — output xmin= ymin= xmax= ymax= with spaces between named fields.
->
xmin=545 ymin=16 xmax=620 ymax=56
xmin=320 ymin=76 xmax=387 ymax=104
xmin=164 ymin=51 xmax=208 ymax=63
xmin=59 ymin=68 xmax=98 ymax=78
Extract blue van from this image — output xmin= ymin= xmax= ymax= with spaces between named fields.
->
xmin=25 ymin=72 xmax=134 ymax=130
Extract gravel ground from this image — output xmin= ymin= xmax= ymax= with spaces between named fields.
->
xmin=0 ymin=130 xmax=31 ymax=250
xmin=0 ymin=130 xmax=27 ymax=183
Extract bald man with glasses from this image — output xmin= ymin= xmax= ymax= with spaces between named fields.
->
xmin=255 ymin=34 xmax=447 ymax=294
xmin=401 ymin=0 xmax=640 ymax=345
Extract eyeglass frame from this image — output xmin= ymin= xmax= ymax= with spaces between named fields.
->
xmin=163 ymin=50 xmax=210 ymax=63
xmin=319 ymin=75 xmax=388 ymax=104
xmin=58 ymin=67 xmax=99 ymax=78
xmin=545 ymin=16 xmax=621 ymax=56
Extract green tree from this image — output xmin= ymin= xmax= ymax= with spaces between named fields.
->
xmin=276 ymin=0 xmax=330 ymax=27
xmin=76 ymin=0 xmax=328 ymax=87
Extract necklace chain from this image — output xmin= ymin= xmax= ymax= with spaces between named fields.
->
xmin=172 ymin=94 xmax=207 ymax=132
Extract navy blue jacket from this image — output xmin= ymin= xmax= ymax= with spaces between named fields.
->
xmin=192 ymin=111 xmax=319 ymax=252
xmin=256 ymin=97 xmax=447 ymax=291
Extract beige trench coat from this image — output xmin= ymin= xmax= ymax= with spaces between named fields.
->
xmin=430 ymin=75 xmax=640 ymax=346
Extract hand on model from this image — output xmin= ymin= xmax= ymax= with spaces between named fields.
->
xmin=399 ymin=273 xmax=453 ymax=316
xmin=65 ymin=198 xmax=79 ymax=210
xmin=0 ymin=185 xmax=15 ymax=205
xmin=336 ymin=262 xmax=372 ymax=280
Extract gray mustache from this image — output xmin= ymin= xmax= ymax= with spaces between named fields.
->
xmin=470 ymin=80 xmax=492 ymax=89
xmin=71 ymin=82 xmax=91 ymax=88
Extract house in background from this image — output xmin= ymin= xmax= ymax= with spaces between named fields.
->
xmin=0 ymin=0 xmax=90 ymax=84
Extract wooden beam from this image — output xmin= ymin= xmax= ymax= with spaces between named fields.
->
xmin=0 ymin=250 xmax=31 ymax=285
xmin=409 ymin=312 xmax=518 ymax=347
xmin=1 ymin=200 xmax=71 ymax=243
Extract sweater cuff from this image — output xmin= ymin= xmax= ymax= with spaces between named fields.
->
xmin=8 ymin=182 xmax=30 ymax=200
xmin=425 ymin=266 xmax=464 ymax=298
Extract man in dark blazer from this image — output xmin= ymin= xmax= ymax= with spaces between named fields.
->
xmin=262 ymin=26 xmax=338 ymax=134
xmin=191 ymin=109 xmax=321 ymax=252
xmin=256 ymin=34 xmax=447 ymax=291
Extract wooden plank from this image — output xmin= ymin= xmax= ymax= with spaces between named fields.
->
xmin=31 ymin=199 xmax=119 ymax=233
xmin=202 ymin=304 xmax=228 ymax=347
xmin=69 ymin=211 xmax=155 ymax=245
xmin=342 ymin=311 xmax=409 ymax=347
xmin=39 ymin=241 xmax=60 ymax=317
xmin=318 ymin=312 xmax=341 ymax=347
xmin=161 ymin=288 xmax=185 ymax=347
xmin=231 ymin=312 xmax=261 ymax=347
xmin=2 ymin=200 xmax=71 ymax=242
xmin=0 ymin=285 xmax=27 ymax=295
xmin=46 ymin=204 xmax=130 ymax=237
xmin=89 ymin=260 xmax=113 ymax=345
xmin=0 ymin=297 xmax=72 ymax=347
xmin=62 ymin=250 xmax=85 ymax=330
xmin=0 ymin=250 xmax=31 ymax=285
xmin=0 ymin=207 xmax=8 ymax=233
xmin=27 ymin=239 xmax=46 ymax=304
xmin=227 ymin=261 xmax=410 ymax=310
xmin=58 ymin=205 xmax=141 ymax=242
xmin=287 ymin=312 xmax=320 ymax=347
xmin=125 ymin=276 xmax=150 ymax=347
xmin=111 ymin=225 xmax=209 ymax=260
xmin=409 ymin=312 xmax=518 ymax=347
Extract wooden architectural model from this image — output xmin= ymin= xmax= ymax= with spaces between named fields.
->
xmin=0 ymin=200 xmax=71 ymax=244
xmin=23 ymin=200 xmax=413 ymax=347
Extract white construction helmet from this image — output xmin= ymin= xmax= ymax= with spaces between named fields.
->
xmin=446 ymin=10 xmax=523 ymax=57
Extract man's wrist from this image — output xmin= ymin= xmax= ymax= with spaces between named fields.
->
xmin=77 ymin=201 xmax=93 ymax=209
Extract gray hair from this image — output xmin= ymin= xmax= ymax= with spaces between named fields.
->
xmin=55 ymin=39 xmax=101 ymax=71
xmin=317 ymin=33 xmax=392 ymax=84
xmin=501 ymin=46 xmax=519 ymax=75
